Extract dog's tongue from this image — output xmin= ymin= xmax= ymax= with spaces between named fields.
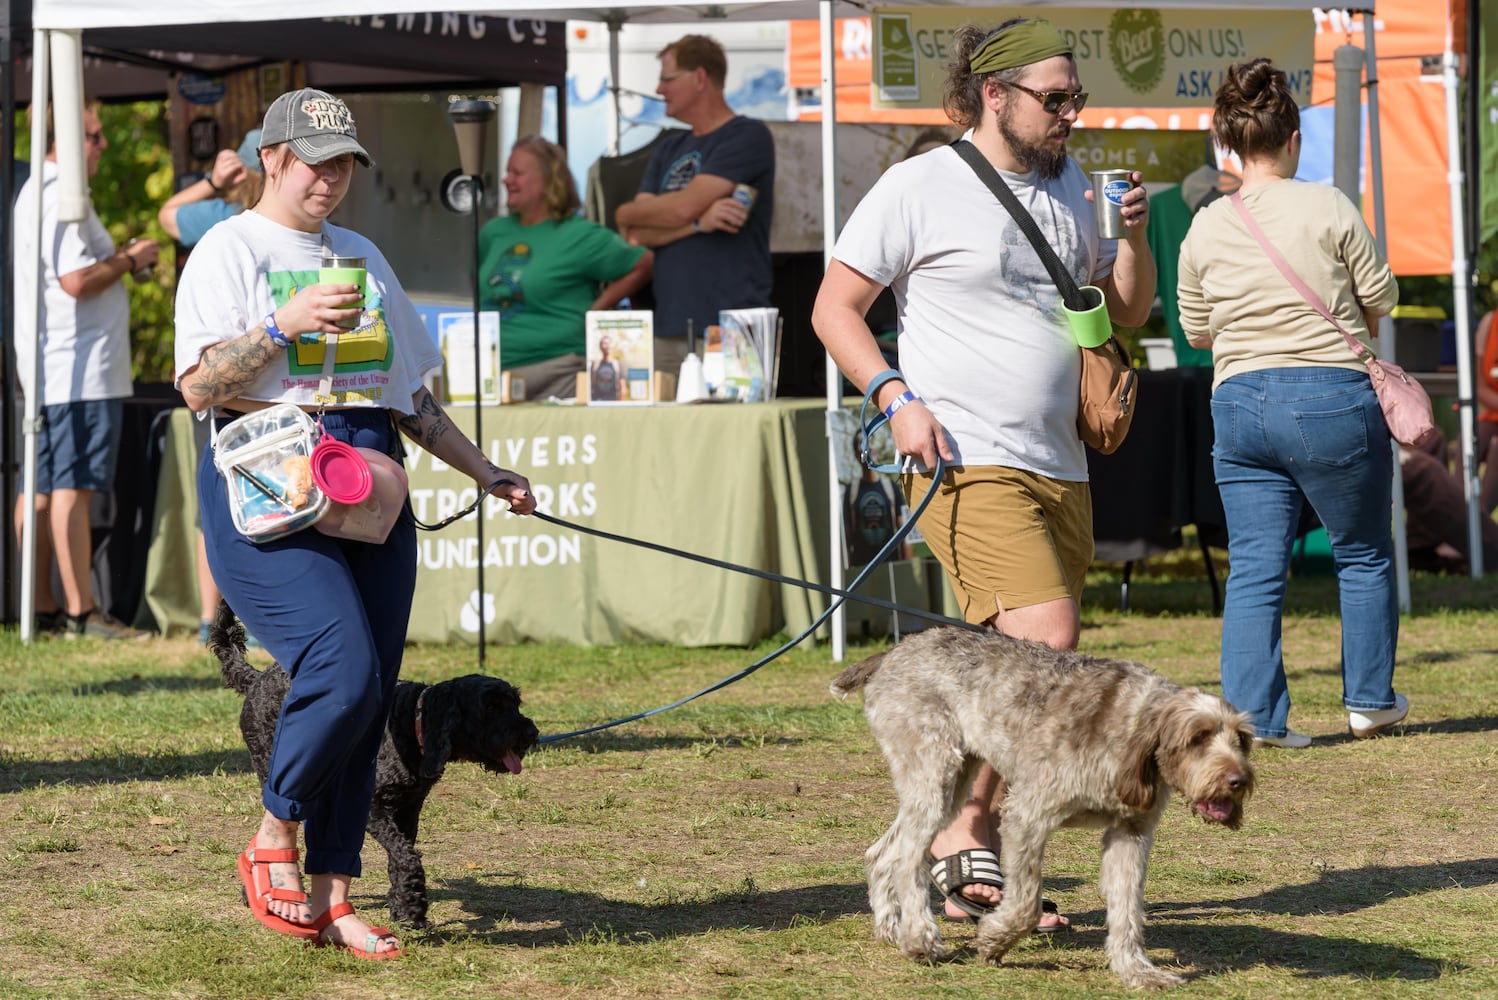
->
xmin=1196 ymin=799 xmax=1232 ymax=822
xmin=503 ymin=750 xmax=523 ymax=775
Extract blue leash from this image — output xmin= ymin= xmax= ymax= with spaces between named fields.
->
xmin=532 ymin=369 xmax=966 ymax=744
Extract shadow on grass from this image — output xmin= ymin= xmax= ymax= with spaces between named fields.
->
xmin=1147 ymin=857 xmax=1498 ymax=919
xmin=69 ymin=674 xmax=227 ymax=697
xmin=418 ymin=861 xmax=1490 ymax=981
xmin=0 ymin=749 xmax=253 ymax=792
xmin=426 ymin=879 xmax=870 ymax=945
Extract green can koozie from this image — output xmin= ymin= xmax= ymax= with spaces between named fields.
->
xmin=1065 ymin=285 xmax=1112 ymax=349
xmin=320 ymin=255 xmax=367 ymax=330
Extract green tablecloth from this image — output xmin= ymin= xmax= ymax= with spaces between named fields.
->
xmin=145 ymin=400 xmax=947 ymax=646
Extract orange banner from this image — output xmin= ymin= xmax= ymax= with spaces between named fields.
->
xmin=789 ymin=5 xmax=1458 ymax=276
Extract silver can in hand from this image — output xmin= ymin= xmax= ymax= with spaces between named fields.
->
xmin=1090 ymin=169 xmax=1134 ymax=240
xmin=124 ymin=238 xmax=154 ymax=282
xmin=731 ymin=183 xmax=757 ymax=210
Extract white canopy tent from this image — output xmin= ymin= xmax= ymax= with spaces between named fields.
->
xmin=22 ymin=1 xmax=1388 ymax=655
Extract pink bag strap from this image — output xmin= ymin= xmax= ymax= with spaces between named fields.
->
xmin=1229 ymin=191 xmax=1375 ymax=366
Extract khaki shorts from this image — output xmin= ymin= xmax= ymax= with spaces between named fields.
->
xmin=901 ymin=465 xmax=1093 ymax=625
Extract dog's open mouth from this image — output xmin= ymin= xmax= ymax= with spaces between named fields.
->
xmin=1195 ymin=798 xmax=1235 ymax=822
xmin=502 ymin=750 xmax=524 ymax=774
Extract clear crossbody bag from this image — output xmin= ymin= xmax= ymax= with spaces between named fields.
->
xmin=212 ymin=404 xmax=330 ymax=542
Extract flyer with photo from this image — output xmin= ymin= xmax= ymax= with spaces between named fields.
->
xmin=585 ymin=311 xmax=654 ymax=404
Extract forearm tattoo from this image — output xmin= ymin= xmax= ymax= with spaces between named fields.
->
xmin=185 ymin=325 xmax=278 ymax=406
xmin=395 ymin=389 xmax=451 ymax=450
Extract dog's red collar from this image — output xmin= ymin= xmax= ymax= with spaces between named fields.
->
xmin=414 ymin=688 xmax=427 ymax=751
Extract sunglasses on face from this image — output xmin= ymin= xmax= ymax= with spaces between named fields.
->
xmin=1003 ymin=82 xmax=1088 ymax=116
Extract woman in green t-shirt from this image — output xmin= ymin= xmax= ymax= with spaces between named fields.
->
xmin=479 ymin=136 xmax=653 ymax=400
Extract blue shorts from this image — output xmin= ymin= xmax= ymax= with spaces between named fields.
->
xmin=32 ymin=399 xmax=124 ymax=494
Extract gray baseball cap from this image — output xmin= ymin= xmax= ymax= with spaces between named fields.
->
xmin=258 ymin=88 xmax=372 ymax=167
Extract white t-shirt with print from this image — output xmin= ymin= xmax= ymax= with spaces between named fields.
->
xmin=12 ymin=160 xmax=133 ymax=403
xmin=832 ymin=142 xmax=1115 ymax=482
xmin=174 ymin=211 xmax=441 ymax=416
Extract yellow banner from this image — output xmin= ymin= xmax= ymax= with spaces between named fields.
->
xmin=872 ymin=7 xmax=1314 ymax=109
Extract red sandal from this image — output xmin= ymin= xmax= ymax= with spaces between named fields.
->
xmin=236 ymin=836 xmax=317 ymax=940
xmin=312 ymin=902 xmax=403 ymax=959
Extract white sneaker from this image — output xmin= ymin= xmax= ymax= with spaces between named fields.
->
xmin=1349 ymin=693 xmax=1410 ymax=739
xmin=1252 ymin=729 xmax=1312 ymax=749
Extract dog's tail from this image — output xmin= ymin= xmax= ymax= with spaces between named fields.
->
xmin=829 ymin=651 xmax=886 ymax=699
xmin=208 ymin=601 xmax=260 ymax=697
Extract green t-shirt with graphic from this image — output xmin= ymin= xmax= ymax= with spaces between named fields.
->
xmin=478 ymin=214 xmax=646 ymax=369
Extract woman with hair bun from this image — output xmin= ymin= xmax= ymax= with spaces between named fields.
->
xmin=1178 ymin=58 xmax=1408 ymax=749
xmin=480 ymin=136 xmax=653 ymax=400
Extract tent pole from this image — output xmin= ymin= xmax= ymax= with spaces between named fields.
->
xmin=20 ymin=29 xmax=49 ymax=644
xmin=1442 ymin=16 xmax=1482 ymax=576
xmin=1361 ymin=9 xmax=1413 ymax=613
xmin=608 ymin=15 xmax=623 ymax=157
xmin=820 ymin=0 xmax=843 ymax=660
xmin=1 ymin=29 xmax=15 ymax=625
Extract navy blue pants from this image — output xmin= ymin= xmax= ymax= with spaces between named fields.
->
xmin=201 ymin=408 xmax=415 ymax=877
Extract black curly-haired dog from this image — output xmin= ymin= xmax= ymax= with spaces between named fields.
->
xmin=209 ymin=603 xmax=539 ymax=927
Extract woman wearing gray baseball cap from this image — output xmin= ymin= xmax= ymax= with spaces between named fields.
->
xmin=173 ymin=88 xmax=536 ymax=959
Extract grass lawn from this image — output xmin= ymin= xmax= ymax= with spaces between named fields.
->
xmin=1 ymin=567 xmax=1495 ymax=999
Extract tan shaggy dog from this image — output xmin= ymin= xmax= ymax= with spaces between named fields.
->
xmin=832 ymin=627 xmax=1255 ymax=989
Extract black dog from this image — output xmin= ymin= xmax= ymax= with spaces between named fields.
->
xmin=210 ymin=603 xmax=539 ymax=927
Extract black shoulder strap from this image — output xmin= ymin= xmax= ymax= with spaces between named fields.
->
xmin=950 ymin=139 xmax=1086 ymax=313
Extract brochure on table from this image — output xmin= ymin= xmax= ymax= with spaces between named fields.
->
xmin=585 ymin=310 xmax=654 ymax=405
xmin=438 ymin=310 xmax=501 ymax=404
xmin=712 ymin=307 xmax=780 ymax=403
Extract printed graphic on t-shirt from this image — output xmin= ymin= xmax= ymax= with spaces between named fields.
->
xmin=661 ymin=151 xmax=703 ymax=194
xmin=266 ymin=269 xmax=394 ymax=396
xmin=487 ymin=242 xmax=532 ymax=319
xmin=997 ymin=209 xmax=1090 ymax=321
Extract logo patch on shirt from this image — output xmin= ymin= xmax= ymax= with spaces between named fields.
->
xmin=662 ymin=151 xmax=702 ymax=193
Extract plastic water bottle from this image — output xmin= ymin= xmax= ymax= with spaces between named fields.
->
xmin=676 ymin=352 xmax=708 ymax=402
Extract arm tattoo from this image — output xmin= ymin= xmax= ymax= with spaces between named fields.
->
xmin=396 ymin=389 xmax=451 ymax=450
xmin=185 ymin=326 xmax=278 ymax=406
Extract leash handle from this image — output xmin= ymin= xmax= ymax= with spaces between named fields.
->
xmin=859 ymin=368 xmax=913 ymax=474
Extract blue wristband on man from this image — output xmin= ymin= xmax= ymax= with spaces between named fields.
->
xmin=883 ymin=390 xmax=918 ymax=420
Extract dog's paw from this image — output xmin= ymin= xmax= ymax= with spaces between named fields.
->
xmin=895 ymin=920 xmax=946 ymax=963
xmin=1116 ymin=962 xmax=1184 ymax=990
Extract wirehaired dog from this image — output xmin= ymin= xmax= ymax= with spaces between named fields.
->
xmin=210 ymin=603 xmax=539 ymax=927
xmin=831 ymin=627 xmax=1255 ymax=989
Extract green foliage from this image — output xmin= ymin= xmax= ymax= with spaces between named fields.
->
xmin=92 ymin=102 xmax=178 ymax=383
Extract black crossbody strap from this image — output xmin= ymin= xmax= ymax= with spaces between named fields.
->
xmin=950 ymin=139 xmax=1087 ymax=313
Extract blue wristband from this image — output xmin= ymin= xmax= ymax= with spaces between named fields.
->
xmin=263 ymin=311 xmax=290 ymax=349
xmin=883 ymin=390 xmax=918 ymax=420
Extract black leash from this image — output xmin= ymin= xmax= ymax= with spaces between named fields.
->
xmin=410 ymin=372 xmax=975 ymax=744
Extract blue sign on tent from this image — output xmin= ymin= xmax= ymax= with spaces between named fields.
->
xmin=177 ymin=72 xmax=226 ymax=105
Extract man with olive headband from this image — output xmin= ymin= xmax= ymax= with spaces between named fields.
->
xmin=813 ymin=19 xmax=1155 ymax=931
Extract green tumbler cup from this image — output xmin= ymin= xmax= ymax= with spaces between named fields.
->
xmin=320 ymin=255 xmax=367 ymax=330
xmin=1065 ymin=285 xmax=1112 ymax=348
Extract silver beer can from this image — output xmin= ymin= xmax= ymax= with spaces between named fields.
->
xmin=1090 ymin=169 xmax=1133 ymax=240
xmin=732 ymin=183 xmax=757 ymax=210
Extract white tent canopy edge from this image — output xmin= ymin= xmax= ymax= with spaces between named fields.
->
xmin=23 ymin=2 xmax=1377 ymax=655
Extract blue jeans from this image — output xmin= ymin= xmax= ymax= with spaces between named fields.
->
xmin=1210 ymin=368 xmax=1399 ymax=738
xmin=200 ymin=409 xmax=416 ymax=876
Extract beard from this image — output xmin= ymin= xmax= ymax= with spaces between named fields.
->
xmin=998 ymin=100 xmax=1070 ymax=179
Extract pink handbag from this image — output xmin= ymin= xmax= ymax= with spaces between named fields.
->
xmin=1230 ymin=193 xmax=1437 ymax=449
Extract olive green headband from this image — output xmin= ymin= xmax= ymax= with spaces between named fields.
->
xmin=969 ymin=19 xmax=1072 ymax=74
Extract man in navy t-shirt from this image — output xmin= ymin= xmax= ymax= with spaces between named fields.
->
xmin=616 ymin=34 xmax=775 ymax=377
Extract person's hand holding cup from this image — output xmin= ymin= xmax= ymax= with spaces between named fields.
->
xmin=319 ymin=255 xmax=367 ymax=330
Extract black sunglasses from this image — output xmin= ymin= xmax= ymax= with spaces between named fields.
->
xmin=1002 ymin=81 xmax=1088 ymax=116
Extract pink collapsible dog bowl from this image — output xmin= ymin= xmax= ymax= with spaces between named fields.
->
xmin=310 ymin=436 xmax=373 ymax=505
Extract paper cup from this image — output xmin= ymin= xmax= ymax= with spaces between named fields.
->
xmin=1064 ymin=285 xmax=1113 ymax=349
xmin=310 ymin=436 xmax=373 ymax=504
xmin=320 ymin=256 xmax=366 ymax=330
